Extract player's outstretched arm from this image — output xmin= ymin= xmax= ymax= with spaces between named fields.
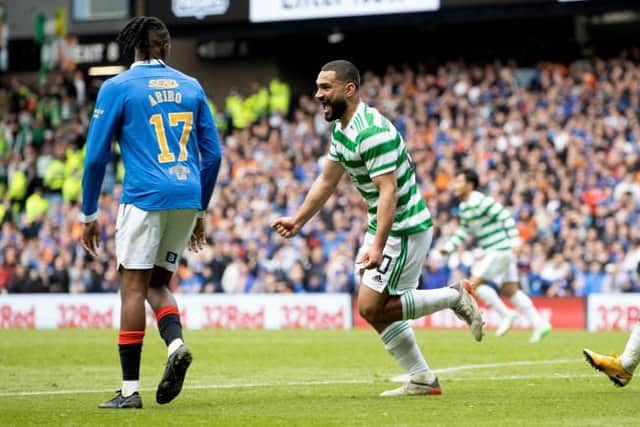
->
xmin=272 ymin=158 xmax=344 ymax=238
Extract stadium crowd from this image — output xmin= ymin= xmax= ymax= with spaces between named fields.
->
xmin=1 ymin=51 xmax=640 ymax=296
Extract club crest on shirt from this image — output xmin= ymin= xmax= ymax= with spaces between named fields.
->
xmin=169 ymin=164 xmax=190 ymax=181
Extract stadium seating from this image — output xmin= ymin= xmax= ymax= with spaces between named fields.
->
xmin=0 ymin=55 xmax=639 ymax=295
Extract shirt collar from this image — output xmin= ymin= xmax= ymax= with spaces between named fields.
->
xmin=130 ymin=59 xmax=164 ymax=68
xmin=338 ymin=101 xmax=365 ymax=132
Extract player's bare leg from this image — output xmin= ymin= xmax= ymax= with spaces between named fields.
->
xmin=502 ymin=282 xmax=551 ymax=343
xmin=99 ymin=268 xmax=151 ymax=409
xmin=148 ymin=266 xmax=192 ymax=404
xmin=469 ymin=276 xmax=517 ymax=336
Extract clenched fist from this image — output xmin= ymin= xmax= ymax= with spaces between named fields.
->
xmin=271 ymin=217 xmax=302 ymax=238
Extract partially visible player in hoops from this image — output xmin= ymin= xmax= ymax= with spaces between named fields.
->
xmin=439 ymin=170 xmax=552 ymax=343
xmin=81 ymin=16 xmax=222 ymax=409
xmin=272 ymin=60 xmax=484 ymax=397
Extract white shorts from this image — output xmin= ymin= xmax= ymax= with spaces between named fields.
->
xmin=115 ymin=204 xmax=197 ymax=272
xmin=472 ymin=250 xmax=518 ymax=286
xmin=355 ymin=229 xmax=433 ymax=296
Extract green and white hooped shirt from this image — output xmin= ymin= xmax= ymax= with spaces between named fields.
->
xmin=444 ymin=190 xmax=519 ymax=252
xmin=327 ymin=102 xmax=432 ymax=237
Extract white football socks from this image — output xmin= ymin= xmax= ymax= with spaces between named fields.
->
xmin=620 ymin=322 xmax=640 ymax=373
xmin=510 ymin=290 xmax=544 ymax=328
xmin=401 ymin=288 xmax=459 ymax=320
xmin=475 ymin=284 xmax=513 ymax=319
xmin=380 ymin=321 xmax=436 ymax=383
xmin=121 ymin=380 xmax=139 ymax=397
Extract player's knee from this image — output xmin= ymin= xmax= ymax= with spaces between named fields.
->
xmin=123 ymin=285 xmax=146 ymax=300
xmin=359 ymin=303 xmax=384 ymax=324
xmin=502 ymin=282 xmax=518 ymax=297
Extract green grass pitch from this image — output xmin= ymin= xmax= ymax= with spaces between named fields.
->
xmin=0 ymin=328 xmax=636 ymax=426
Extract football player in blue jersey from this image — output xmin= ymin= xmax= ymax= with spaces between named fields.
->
xmin=80 ymin=16 xmax=222 ymax=409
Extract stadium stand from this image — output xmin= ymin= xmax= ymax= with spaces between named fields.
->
xmin=1 ymin=52 xmax=639 ymax=296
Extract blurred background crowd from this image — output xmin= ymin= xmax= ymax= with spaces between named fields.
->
xmin=1 ymin=49 xmax=640 ymax=296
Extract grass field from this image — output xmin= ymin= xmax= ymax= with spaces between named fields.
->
xmin=0 ymin=327 xmax=636 ymax=426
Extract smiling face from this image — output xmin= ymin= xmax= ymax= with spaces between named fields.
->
xmin=315 ymin=70 xmax=350 ymax=122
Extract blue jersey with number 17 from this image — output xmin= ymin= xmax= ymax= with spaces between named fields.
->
xmin=81 ymin=61 xmax=222 ymax=218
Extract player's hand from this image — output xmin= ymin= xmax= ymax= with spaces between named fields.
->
xmin=271 ymin=217 xmax=301 ymax=238
xmin=81 ymin=220 xmax=100 ymax=257
xmin=188 ymin=218 xmax=206 ymax=252
xmin=357 ymin=245 xmax=383 ymax=270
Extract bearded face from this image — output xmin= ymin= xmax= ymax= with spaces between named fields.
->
xmin=315 ymin=71 xmax=350 ymax=122
xmin=320 ymin=91 xmax=347 ymax=122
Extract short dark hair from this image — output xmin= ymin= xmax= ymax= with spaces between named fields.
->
xmin=321 ymin=60 xmax=360 ymax=89
xmin=460 ymin=169 xmax=480 ymax=190
xmin=116 ymin=16 xmax=170 ymax=60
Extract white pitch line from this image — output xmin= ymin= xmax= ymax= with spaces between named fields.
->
xmin=187 ymin=379 xmax=370 ymax=390
xmin=0 ymin=379 xmax=373 ymax=397
xmin=390 ymin=358 xmax=583 ymax=383
xmin=0 ymin=358 xmax=589 ymax=398
xmin=451 ymin=373 xmax=598 ymax=381
xmin=436 ymin=358 xmax=582 ymax=373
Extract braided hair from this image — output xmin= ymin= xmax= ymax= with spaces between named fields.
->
xmin=116 ymin=16 xmax=170 ymax=61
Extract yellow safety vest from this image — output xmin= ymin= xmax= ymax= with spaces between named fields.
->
xmin=8 ymin=170 xmax=27 ymax=201
xmin=25 ymin=193 xmax=49 ymax=223
xmin=44 ymin=159 xmax=65 ymax=191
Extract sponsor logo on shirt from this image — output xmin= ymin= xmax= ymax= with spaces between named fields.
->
xmin=148 ymin=79 xmax=179 ymax=89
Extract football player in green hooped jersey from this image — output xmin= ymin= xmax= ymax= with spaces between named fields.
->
xmin=272 ymin=60 xmax=484 ymax=396
xmin=439 ymin=169 xmax=552 ymax=343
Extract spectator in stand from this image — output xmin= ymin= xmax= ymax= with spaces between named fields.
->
xmin=0 ymin=244 xmax=18 ymax=293
xmin=540 ymin=252 xmax=572 ymax=296
xmin=285 ymin=261 xmax=305 ymax=293
xmin=177 ymin=259 xmax=203 ymax=294
xmin=422 ymin=253 xmax=450 ymax=290
xmin=579 ymin=262 xmax=610 ymax=296
xmin=306 ymin=246 xmax=327 ymax=292
xmin=8 ymin=264 xmax=47 ymax=293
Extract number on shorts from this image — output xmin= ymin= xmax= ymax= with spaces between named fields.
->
xmin=377 ymin=255 xmax=392 ymax=274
